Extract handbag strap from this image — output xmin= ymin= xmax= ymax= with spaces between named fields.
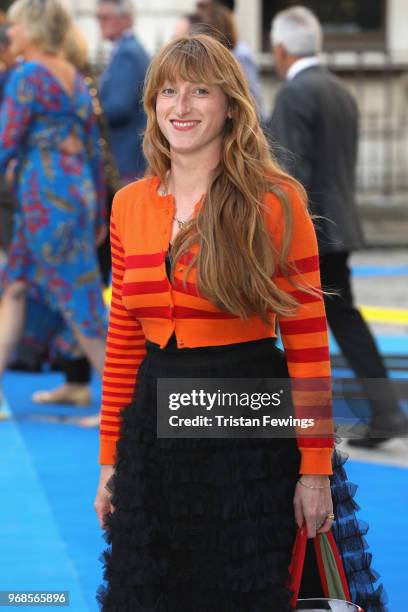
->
xmin=313 ymin=530 xmax=351 ymax=601
xmin=288 ymin=526 xmax=351 ymax=608
xmin=288 ymin=526 xmax=308 ymax=607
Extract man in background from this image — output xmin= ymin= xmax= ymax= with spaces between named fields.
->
xmin=269 ymin=5 xmax=408 ymax=447
xmin=96 ymin=0 xmax=149 ymax=186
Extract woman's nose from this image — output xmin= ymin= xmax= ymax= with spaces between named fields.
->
xmin=174 ymin=93 xmax=191 ymax=116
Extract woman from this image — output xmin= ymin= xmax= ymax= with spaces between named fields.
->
xmin=95 ymin=35 xmax=386 ymax=611
xmin=30 ymin=23 xmax=120 ymax=412
xmin=0 ymin=0 xmax=106 ymax=412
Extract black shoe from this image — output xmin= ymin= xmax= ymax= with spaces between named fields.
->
xmin=347 ymin=413 xmax=408 ymax=449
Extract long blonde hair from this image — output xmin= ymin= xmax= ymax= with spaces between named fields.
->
xmin=143 ymin=35 xmax=318 ymax=323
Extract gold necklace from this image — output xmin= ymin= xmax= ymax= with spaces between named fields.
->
xmin=163 ymin=172 xmax=191 ymax=229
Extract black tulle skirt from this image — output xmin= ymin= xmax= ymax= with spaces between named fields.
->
xmin=97 ymin=336 xmax=387 ymax=612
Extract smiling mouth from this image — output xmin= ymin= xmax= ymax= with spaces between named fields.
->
xmin=170 ymin=120 xmax=201 ymax=131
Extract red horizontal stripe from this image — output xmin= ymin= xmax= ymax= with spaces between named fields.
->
xmin=111 ymin=281 xmax=123 ymax=292
xmin=275 ymin=255 xmax=319 ymax=277
xmin=103 ymin=390 xmax=133 ymax=398
xmin=103 ymin=381 xmax=135 ymax=389
xmin=290 ymin=377 xmax=332 ymax=391
xmin=108 ymin=309 xmax=135 ymax=322
xmin=122 ymin=279 xmax=169 ymax=295
xmin=111 ymin=255 xmax=123 ymax=267
xmin=106 ymin=340 xmax=145 ymax=350
xmin=102 ymin=400 xmax=129 ymax=408
xmin=101 ymin=409 xmax=123 ymax=417
xmin=293 ymin=407 xmax=332 ymax=418
xmin=104 ymin=361 xmax=140 ymax=370
xmin=173 ymin=306 xmax=238 ymax=319
xmin=107 ymin=331 xmax=144 ymax=341
xmin=286 ymin=289 xmax=322 ymax=305
xmin=110 ymin=240 xmax=123 ymax=254
xmin=285 ymin=346 xmax=330 ymax=363
xmin=100 ymin=429 xmax=120 ymax=437
xmin=297 ymin=438 xmax=334 ymax=447
xmin=129 ymin=306 xmax=172 ymax=318
xmin=172 ymin=276 xmax=201 ymax=297
xmin=110 ymin=233 xmax=121 ymax=243
xmin=178 ymin=251 xmax=195 ymax=265
xmin=110 ymin=291 xmax=123 ymax=302
xmin=112 ymin=271 xmax=124 ymax=282
xmin=279 ymin=316 xmax=327 ymax=335
xmin=125 ymin=252 xmax=165 ymax=268
xmin=103 ymin=371 xmax=141 ymax=379
xmin=105 ymin=351 xmax=143 ymax=360
xmin=109 ymin=322 xmax=141 ymax=332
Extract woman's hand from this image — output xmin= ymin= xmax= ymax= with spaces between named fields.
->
xmin=94 ymin=464 xmax=115 ymax=529
xmin=293 ymin=474 xmax=334 ymax=539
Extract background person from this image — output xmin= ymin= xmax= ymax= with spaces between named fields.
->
xmin=31 ymin=23 xmax=120 ymax=409
xmin=0 ymin=0 xmax=107 ymax=415
xmin=96 ymin=0 xmax=150 ymax=186
xmin=268 ymin=5 xmax=408 ymax=448
xmin=172 ymin=12 xmax=201 ymax=38
xmin=189 ymin=2 xmax=266 ymax=120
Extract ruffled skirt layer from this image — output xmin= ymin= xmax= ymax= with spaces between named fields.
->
xmin=97 ymin=339 xmax=387 ymax=611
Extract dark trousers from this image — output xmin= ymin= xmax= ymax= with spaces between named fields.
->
xmin=319 ymin=251 xmax=402 ymax=420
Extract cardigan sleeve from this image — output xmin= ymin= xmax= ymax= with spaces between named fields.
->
xmin=267 ymin=185 xmax=334 ymax=475
xmin=99 ymin=193 xmax=147 ymax=465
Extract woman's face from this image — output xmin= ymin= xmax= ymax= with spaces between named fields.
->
xmin=7 ymin=21 xmax=30 ymax=56
xmin=156 ymin=79 xmax=230 ymax=157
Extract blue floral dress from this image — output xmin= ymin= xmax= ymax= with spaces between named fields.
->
xmin=0 ymin=61 xmax=106 ymax=342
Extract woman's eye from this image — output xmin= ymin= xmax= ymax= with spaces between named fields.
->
xmin=162 ymin=88 xmax=175 ymax=95
xmin=195 ymin=88 xmax=209 ymax=95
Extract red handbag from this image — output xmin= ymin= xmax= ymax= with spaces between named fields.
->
xmin=289 ymin=526 xmax=364 ymax=611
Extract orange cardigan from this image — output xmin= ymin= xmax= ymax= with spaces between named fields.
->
xmin=99 ymin=176 xmax=334 ymax=473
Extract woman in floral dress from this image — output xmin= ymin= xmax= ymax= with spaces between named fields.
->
xmin=0 ymin=0 xmax=106 ymax=409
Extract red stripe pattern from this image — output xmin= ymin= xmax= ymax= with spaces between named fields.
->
xmin=99 ymin=178 xmax=334 ymax=474
xmin=99 ymin=219 xmax=147 ymax=463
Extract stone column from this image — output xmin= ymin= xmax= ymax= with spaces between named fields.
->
xmin=235 ymin=0 xmax=262 ymax=53
xmin=386 ymin=0 xmax=408 ymax=58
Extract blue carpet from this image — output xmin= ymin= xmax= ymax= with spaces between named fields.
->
xmin=351 ymin=265 xmax=408 ymax=277
xmin=0 ymin=367 xmax=406 ymax=611
xmin=344 ymin=460 xmax=408 ymax=612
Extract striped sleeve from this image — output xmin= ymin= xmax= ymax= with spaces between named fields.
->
xmin=99 ymin=197 xmax=147 ymax=465
xmin=270 ymin=187 xmax=334 ymax=475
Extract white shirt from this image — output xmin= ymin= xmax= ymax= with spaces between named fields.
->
xmin=286 ymin=56 xmax=321 ymax=81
